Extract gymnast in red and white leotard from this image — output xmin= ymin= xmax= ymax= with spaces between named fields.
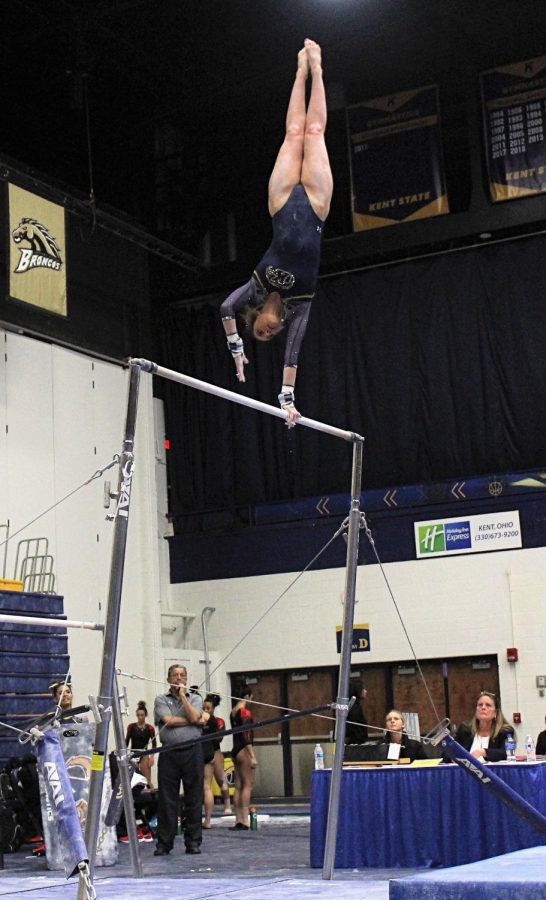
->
xmin=229 ymin=688 xmax=257 ymax=830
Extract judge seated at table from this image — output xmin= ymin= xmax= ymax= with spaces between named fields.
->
xmin=379 ymin=710 xmax=426 ymax=762
xmin=449 ymin=691 xmax=514 ymax=762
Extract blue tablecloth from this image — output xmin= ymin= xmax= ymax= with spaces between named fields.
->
xmin=310 ymin=763 xmax=546 ymax=869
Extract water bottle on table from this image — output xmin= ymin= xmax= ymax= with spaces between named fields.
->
xmin=525 ymin=734 xmax=536 ymax=762
xmin=505 ymin=733 xmax=516 ymax=761
xmin=314 ymin=743 xmax=324 ymax=770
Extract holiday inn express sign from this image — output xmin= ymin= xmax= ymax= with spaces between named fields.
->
xmin=414 ymin=510 xmax=522 ymax=559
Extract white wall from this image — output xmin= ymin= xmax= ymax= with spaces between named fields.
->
xmin=168 ymin=547 xmax=546 ymax=747
xmin=0 ymin=331 xmax=166 ymax=738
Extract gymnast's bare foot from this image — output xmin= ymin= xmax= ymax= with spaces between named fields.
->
xmin=297 ymin=46 xmax=309 ymax=76
xmin=304 ymin=38 xmax=322 ymax=72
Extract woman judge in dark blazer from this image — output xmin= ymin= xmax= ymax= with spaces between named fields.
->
xmin=381 ymin=710 xmax=426 ymax=762
xmin=453 ymin=691 xmax=514 ymax=762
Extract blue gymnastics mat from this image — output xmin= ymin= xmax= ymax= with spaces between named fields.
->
xmin=389 ymin=846 xmax=546 ymax=899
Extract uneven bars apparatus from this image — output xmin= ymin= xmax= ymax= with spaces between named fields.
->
xmin=78 ymin=357 xmax=364 ymax=896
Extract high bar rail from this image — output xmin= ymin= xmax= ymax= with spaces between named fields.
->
xmin=0 ymin=613 xmax=104 ymax=631
xmin=131 ymin=358 xmax=364 ymax=444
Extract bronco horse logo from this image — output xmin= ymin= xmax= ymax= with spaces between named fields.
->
xmin=12 ymin=217 xmax=63 ymax=273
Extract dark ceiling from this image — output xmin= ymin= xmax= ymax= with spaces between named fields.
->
xmin=4 ymin=0 xmax=546 ymax=280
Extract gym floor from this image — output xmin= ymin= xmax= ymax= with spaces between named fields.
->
xmin=0 ymin=804 xmax=418 ymax=898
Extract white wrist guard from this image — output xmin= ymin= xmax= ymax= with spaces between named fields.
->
xmin=278 ymin=385 xmax=295 ymax=409
xmin=227 ymin=332 xmax=244 ymax=357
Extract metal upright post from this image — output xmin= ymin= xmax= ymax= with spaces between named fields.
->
xmin=202 ymin=606 xmax=215 ymax=691
xmin=111 ymin=674 xmax=143 ymax=877
xmin=322 ymin=438 xmax=364 ymax=880
xmin=78 ymin=361 xmax=142 ymax=900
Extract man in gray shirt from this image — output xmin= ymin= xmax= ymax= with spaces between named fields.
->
xmin=153 ymin=664 xmax=205 ymax=855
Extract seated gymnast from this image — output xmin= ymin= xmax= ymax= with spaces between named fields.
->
xmin=220 ymin=38 xmax=333 ymax=427
xmin=449 ymin=690 xmax=514 ymax=762
xmin=50 ymin=680 xmax=88 ymax=723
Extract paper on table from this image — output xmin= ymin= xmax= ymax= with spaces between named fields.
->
xmin=411 ymin=757 xmax=442 ymax=767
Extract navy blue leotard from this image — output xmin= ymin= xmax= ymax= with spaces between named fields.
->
xmin=220 ymin=184 xmax=323 ymax=368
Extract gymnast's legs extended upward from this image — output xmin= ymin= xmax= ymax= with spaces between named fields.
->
xmin=221 ymin=40 xmax=333 ymax=425
xmin=268 ymin=39 xmax=333 ymax=221
xmin=260 ymin=39 xmax=333 ymax=423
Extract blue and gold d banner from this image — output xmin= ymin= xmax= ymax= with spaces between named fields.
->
xmin=481 ymin=54 xmax=546 ymax=202
xmin=347 ymin=85 xmax=449 ymax=231
xmin=9 ymin=184 xmax=67 ymax=315
xmin=336 ymin=624 xmax=370 ymax=654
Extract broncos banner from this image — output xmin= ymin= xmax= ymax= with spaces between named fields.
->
xmin=9 ymin=184 xmax=67 ymax=315
xmin=481 ymin=54 xmax=546 ymax=202
xmin=347 ymin=85 xmax=449 ymax=231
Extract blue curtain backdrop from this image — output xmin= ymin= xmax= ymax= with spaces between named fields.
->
xmin=159 ymin=234 xmax=546 ymax=531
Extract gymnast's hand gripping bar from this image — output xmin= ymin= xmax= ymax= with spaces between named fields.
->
xmin=130 ymin=358 xmax=364 ymax=444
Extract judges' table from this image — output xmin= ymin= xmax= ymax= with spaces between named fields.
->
xmin=310 ymin=762 xmax=546 ymax=869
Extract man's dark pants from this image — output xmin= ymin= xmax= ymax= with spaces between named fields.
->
xmin=156 ymin=743 xmax=203 ymax=850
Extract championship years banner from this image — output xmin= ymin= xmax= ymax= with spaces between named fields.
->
xmin=8 ymin=184 xmax=67 ymax=315
xmin=347 ymin=85 xmax=449 ymax=231
xmin=481 ymin=55 xmax=546 ymax=202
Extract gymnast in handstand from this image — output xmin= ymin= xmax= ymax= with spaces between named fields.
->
xmin=220 ymin=38 xmax=333 ymax=426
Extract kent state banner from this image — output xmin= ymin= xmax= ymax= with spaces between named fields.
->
xmin=347 ymin=85 xmax=449 ymax=231
xmin=9 ymin=184 xmax=67 ymax=315
xmin=481 ymin=54 xmax=546 ymax=202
